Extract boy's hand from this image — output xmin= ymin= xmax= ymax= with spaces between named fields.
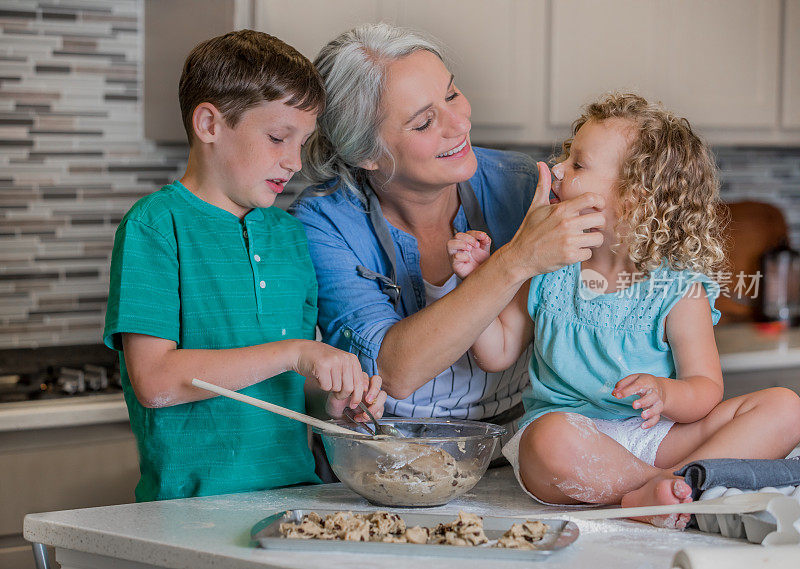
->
xmin=612 ymin=374 xmax=667 ymax=429
xmin=326 ymin=375 xmax=387 ymax=420
xmin=447 ymin=230 xmax=491 ymax=279
xmin=292 ymin=341 xmax=368 ymax=405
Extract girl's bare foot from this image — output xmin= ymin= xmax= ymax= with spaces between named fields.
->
xmin=620 ymin=474 xmax=693 ymax=529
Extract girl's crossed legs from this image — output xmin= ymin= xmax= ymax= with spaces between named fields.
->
xmin=516 ymin=387 xmax=800 ymax=528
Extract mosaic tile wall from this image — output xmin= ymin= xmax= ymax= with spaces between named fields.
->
xmin=1 ymin=0 xmax=799 ymax=349
xmin=0 ymin=0 xmax=188 ymax=349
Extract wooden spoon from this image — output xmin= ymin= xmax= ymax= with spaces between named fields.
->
xmin=543 ymin=492 xmax=782 ymax=520
xmin=191 ymin=378 xmax=355 ymax=436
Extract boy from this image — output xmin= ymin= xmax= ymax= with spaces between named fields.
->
xmin=104 ymin=30 xmax=385 ymax=502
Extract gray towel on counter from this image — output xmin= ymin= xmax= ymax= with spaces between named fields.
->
xmin=675 ymin=457 xmax=800 ymax=500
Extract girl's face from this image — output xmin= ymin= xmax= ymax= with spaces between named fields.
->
xmin=551 ymin=118 xmax=634 ymax=220
xmin=366 ymin=50 xmax=477 ymax=191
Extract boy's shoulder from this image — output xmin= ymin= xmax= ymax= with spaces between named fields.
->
xmin=259 ymin=205 xmax=308 ymax=236
xmin=119 ymin=182 xmax=185 ymax=234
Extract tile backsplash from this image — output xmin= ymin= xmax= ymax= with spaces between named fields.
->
xmin=1 ymin=0 xmax=799 ymax=349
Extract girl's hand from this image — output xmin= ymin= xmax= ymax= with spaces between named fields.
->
xmin=447 ymin=230 xmax=491 ymax=279
xmin=325 ymin=374 xmax=387 ymax=419
xmin=292 ymin=341 xmax=368 ymax=404
xmin=612 ymin=374 xmax=667 ymax=429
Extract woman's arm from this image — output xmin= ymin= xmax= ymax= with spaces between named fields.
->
xmin=377 ymin=163 xmax=605 ymax=398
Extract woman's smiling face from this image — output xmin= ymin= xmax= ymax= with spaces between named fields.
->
xmin=367 ymin=50 xmax=477 ymax=191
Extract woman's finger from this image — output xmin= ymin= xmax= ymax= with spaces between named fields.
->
xmin=573 ymin=211 xmax=607 ymax=232
xmin=531 ymin=162 xmax=552 ymax=208
xmin=577 ymin=231 xmax=605 ymax=249
xmin=562 ymin=192 xmax=605 ymax=216
xmin=325 ymin=393 xmax=348 ymax=418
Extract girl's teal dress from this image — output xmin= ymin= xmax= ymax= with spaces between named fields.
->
xmin=519 ymin=262 xmax=721 ymax=429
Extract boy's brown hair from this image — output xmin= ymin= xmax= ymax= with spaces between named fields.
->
xmin=179 ymin=29 xmax=325 ymax=145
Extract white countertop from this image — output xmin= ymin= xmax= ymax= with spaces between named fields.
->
xmin=0 ymin=393 xmax=128 ymax=432
xmin=24 ymin=467 xmax=751 ymax=569
xmin=716 ymin=324 xmax=800 ymax=373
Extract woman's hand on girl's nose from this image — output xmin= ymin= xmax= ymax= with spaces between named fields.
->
xmin=502 ymin=162 xmax=606 ymax=280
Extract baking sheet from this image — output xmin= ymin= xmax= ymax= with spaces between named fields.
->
xmin=251 ymin=508 xmax=579 ymax=560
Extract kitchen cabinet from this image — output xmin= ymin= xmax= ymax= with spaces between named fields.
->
xmin=783 ymin=0 xmax=800 ymax=129
xmin=253 ymin=0 xmax=541 ymax=132
xmin=251 ymin=0 xmax=799 ymax=145
xmin=252 ymin=0 xmax=382 ymax=58
xmin=0 ymin=420 xmax=138 ymax=569
xmin=143 ymin=0 xmax=251 ymax=142
xmin=377 ymin=0 xmax=539 ymax=130
xmin=144 ymin=0 xmax=800 ymax=144
xmin=549 ymin=0 xmax=781 ymax=130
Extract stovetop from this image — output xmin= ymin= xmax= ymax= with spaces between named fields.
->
xmin=0 ymin=344 xmax=123 ymax=404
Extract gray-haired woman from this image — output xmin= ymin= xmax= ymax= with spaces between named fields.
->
xmin=289 ymin=23 xmax=604 ymax=455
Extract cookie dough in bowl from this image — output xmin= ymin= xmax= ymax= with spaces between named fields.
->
xmin=316 ymin=418 xmax=505 ymax=507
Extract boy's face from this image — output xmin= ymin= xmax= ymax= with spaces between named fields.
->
xmin=212 ymin=98 xmax=317 ymax=215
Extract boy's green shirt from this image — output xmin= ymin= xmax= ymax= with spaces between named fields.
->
xmin=104 ymin=181 xmax=320 ymax=501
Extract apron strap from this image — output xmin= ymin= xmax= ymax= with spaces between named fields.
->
xmin=457 ymin=180 xmax=495 ymax=252
xmin=364 ymin=181 xmax=494 ymax=308
xmin=367 ymin=190 xmax=403 ymax=312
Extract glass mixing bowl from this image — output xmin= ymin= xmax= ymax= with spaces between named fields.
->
xmin=316 ymin=418 xmax=506 ymax=507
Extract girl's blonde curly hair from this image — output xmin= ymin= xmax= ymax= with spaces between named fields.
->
xmin=558 ymin=92 xmax=728 ymax=276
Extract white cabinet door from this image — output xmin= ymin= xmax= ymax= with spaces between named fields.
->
xmin=253 ymin=0 xmax=382 ymax=61
xmin=387 ymin=0 xmax=540 ymax=130
xmin=549 ymin=0 xmax=781 ymax=130
xmin=255 ymin=0 xmax=542 ymax=133
xmin=783 ymin=0 xmax=800 ymax=129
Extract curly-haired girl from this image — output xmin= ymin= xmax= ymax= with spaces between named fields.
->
xmin=448 ymin=93 xmax=800 ymax=528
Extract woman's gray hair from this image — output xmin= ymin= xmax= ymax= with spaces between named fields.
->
xmin=302 ymin=22 xmax=444 ymax=202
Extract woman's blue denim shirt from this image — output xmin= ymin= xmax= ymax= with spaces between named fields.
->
xmin=289 ymin=147 xmax=538 ymax=379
